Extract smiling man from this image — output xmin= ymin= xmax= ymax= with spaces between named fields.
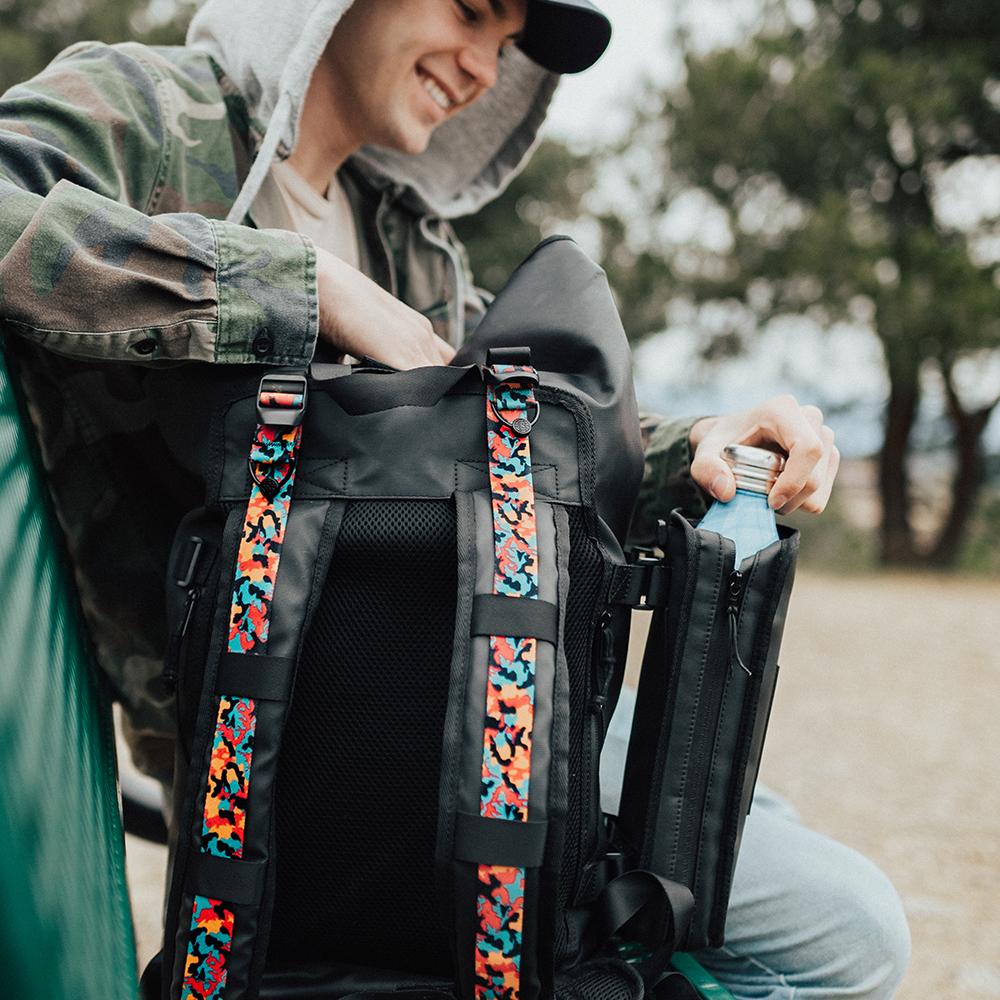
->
xmin=0 ymin=1 xmax=905 ymax=998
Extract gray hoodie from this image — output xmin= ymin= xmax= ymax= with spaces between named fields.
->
xmin=186 ymin=0 xmax=561 ymax=224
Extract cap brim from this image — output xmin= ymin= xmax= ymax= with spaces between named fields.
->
xmin=517 ymin=0 xmax=612 ymax=75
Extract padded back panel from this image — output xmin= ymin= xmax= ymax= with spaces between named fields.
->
xmin=270 ymin=499 xmax=458 ymax=972
xmin=268 ymin=499 xmax=608 ymax=975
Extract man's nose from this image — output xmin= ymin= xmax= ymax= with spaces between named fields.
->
xmin=457 ymin=39 xmax=500 ymax=92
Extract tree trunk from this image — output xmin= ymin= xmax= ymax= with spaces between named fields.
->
xmin=878 ymin=371 xmax=920 ymax=566
xmin=926 ymin=373 xmax=998 ymax=567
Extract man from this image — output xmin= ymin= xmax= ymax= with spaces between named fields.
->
xmin=0 ymin=0 xmax=907 ymax=996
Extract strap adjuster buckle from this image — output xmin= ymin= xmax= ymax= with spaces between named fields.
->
xmin=256 ymin=372 xmax=307 ymax=427
xmin=484 ymin=366 xmax=540 ymax=389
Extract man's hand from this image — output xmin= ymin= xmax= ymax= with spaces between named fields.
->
xmin=689 ymin=396 xmax=840 ymax=515
xmin=316 ymin=248 xmax=455 ymax=368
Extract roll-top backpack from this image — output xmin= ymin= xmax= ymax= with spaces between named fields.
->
xmin=144 ymin=236 xmax=797 ymax=1000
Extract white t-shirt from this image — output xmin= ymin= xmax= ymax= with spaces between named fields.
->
xmin=253 ymin=158 xmax=360 ymax=269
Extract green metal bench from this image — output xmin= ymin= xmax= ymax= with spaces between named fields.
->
xmin=0 ymin=346 xmax=731 ymax=1000
xmin=0 ymin=349 xmax=137 ymax=999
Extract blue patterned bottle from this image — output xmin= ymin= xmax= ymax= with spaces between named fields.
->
xmin=697 ymin=444 xmax=785 ymax=566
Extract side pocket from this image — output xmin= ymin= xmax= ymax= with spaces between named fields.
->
xmin=616 ymin=509 xmax=798 ymax=952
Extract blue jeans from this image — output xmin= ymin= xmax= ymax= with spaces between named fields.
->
xmin=600 ymin=688 xmax=911 ymax=1000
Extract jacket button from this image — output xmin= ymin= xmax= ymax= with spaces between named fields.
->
xmin=252 ymin=330 xmax=273 ymax=357
xmin=131 ymin=338 xmax=157 ymax=355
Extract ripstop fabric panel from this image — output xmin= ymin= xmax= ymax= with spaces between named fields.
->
xmin=0 ymin=350 xmax=137 ymax=999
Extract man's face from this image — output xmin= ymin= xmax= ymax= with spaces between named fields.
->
xmin=323 ymin=0 xmax=529 ymax=156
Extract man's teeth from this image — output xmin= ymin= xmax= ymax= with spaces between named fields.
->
xmin=420 ymin=73 xmax=453 ymax=111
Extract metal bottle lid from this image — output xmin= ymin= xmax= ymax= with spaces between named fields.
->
xmin=722 ymin=444 xmax=785 ymax=495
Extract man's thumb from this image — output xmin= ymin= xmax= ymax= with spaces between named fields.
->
xmin=696 ymin=457 xmax=735 ymax=501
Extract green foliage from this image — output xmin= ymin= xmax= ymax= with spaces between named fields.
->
xmin=613 ymin=0 xmax=1000 ymax=565
xmin=957 ymin=488 xmax=1000 ymax=575
xmin=453 ymin=138 xmax=595 ymax=293
xmin=0 ymin=0 xmax=197 ymax=93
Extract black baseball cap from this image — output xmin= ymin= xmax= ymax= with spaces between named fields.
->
xmin=517 ymin=0 xmax=612 ymax=74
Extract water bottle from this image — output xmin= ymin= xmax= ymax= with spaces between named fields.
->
xmin=697 ymin=444 xmax=785 ymax=567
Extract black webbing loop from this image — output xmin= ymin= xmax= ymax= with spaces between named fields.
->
xmin=609 ymin=562 xmax=669 ymax=609
xmin=470 ymin=594 xmax=559 ymax=644
xmin=185 ymin=851 xmax=267 ymax=906
xmin=650 ymin=971 xmax=701 ymax=1000
xmin=586 ymin=870 xmax=694 ymax=988
xmin=453 ymin=812 xmax=548 ymax=868
xmin=215 ymin=651 xmax=296 ymax=701
xmin=340 ymin=992 xmax=455 ymax=1000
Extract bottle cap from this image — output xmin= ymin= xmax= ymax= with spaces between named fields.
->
xmin=723 ymin=444 xmax=785 ymax=495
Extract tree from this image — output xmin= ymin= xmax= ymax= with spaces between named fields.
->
xmin=0 ymin=0 xmax=196 ymax=94
xmin=612 ymin=0 xmax=1000 ymax=566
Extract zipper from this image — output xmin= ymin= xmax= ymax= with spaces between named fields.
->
xmin=727 ymin=570 xmax=752 ymax=676
xmin=590 ymin=613 xmax=616 ymax=720
xmin=159 ymin=586 xmax=200 ymax=695
xmin=574 ymin=611 xmax=616 ymax=905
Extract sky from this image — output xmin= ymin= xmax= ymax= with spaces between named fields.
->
xmin=542 ymin=0 xmax=768 ymax=146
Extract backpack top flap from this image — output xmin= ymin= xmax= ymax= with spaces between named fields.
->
xmin=453 ymin=235 xmax=643 ymax=544
xmin=147 ymin=237 xmax=644 ymax=546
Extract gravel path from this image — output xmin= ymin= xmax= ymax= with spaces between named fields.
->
xmin=125 ymin=570 xmax=1000 ymax=997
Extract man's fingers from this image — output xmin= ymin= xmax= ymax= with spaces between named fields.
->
xmin=764 ymin=401 xmax=827 ymax=509
xmin=783 ymin=444 xmax=840 ymax=514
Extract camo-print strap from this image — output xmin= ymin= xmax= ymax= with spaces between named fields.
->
xmin=476 ymin=361 xmax=540 ymax=1000
xmin=180 ymin=376 xmax=305 ymax=1000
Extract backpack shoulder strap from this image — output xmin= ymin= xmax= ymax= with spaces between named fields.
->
xmin=439 ymin=353 xmax=570 ymax=1000
xmin=162 ymin=372 xmax=343 ymax=1000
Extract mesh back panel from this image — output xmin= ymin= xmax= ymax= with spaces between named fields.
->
xmin=267 ymin=500 xmax=607 ymax=974
xmin=269 ymin=500 xmax=457 ymax=972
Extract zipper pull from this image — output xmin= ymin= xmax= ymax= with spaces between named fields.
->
xmin=727 ymin=570 xmax=752 ymax=677
xmin=158 ymin=587 xmax=199 ymax=695
xmin=591 ymin=616 xmax=617 ymax=718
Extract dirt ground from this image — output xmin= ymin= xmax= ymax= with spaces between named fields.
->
xmin=125 ymin=570 xmax=1000 ymax=997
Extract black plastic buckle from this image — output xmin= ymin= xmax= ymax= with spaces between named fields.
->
xmin=256 ymin=371 xmax=307 ymax=427
xmin=174 ymin=536 xmax=204 ymax=588
xmin=613 ymin=557 xmax=668 ymax=610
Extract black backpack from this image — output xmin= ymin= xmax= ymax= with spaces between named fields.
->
xmin=146 ymin=237 xmax=797 ymax=1000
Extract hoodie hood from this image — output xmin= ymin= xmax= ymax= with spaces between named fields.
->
xmin=186 ymin=0 xmax=560 ymax=223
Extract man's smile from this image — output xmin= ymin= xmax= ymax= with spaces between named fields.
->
xmin=416 ymin=66 xmax=457 ymax=113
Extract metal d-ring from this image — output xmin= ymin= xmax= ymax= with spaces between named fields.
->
xmin=248 ymin=457 xmax=295 ymax=501
xmin=490 ymin=394 xmax=541 ymax=437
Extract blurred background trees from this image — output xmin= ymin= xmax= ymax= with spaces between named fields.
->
xmin=0 ymin=0 xmax=197 ymax=94
xmin=4 ymin=0 xmax=999 ymax=569
xmin=613 ymin=0 xmax=1000 ymax=568
xmin=464 ymin=0 xmax=1000 ymax=569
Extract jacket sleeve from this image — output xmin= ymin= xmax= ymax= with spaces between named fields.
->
xmin=628 ymin=413 xmax=713 ymax=548
xmin=0 ymin=42 xmax=318 ymax=365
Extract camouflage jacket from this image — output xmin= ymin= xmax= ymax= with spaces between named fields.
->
xmin=0 ymin=41 xmax=707 ymax=781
